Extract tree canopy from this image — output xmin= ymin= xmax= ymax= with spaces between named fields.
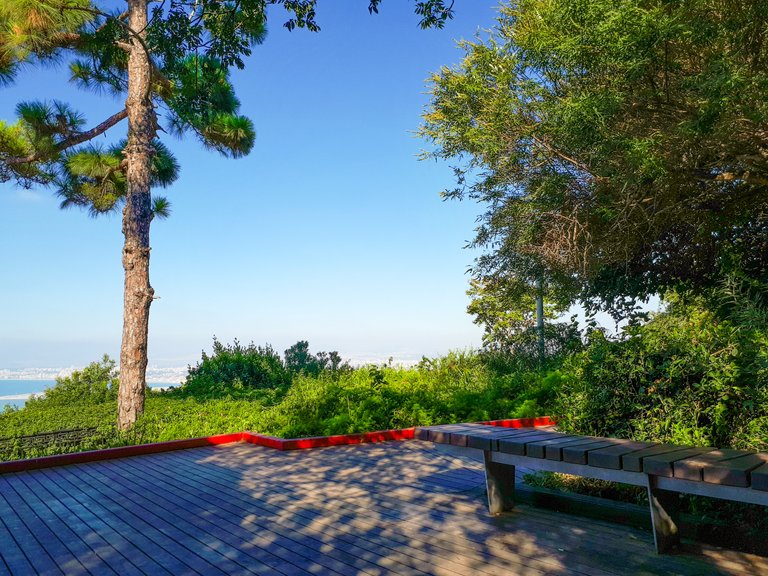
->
xmin=0 ymin=0 xmax=459 ymax=428
xmin=421 ymin=0 xmax=768 ymax=318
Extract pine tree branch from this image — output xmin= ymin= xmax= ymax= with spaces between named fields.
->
xmin=5 ymin=109 xmax=128 ymax=165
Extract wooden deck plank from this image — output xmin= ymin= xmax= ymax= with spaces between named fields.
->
xmin=106 ymin=455 xmax=411 ymax=576
xmin=162 ymin=448 xmax=634 ymax=552
xmin=74 ymin=462 xmax=292 ymax=576
xmin=158 ymin=446 xmax=624 ymax=574
xmin=128 ymin=458 xmax=508 ymax=576
xmin=61 ymin=463 xmax=241 ymax=575
xmin=150 ymin=450 xmax=583 ymax=576
xmin=31 ymin=467 xmax=167 ymax=576
xmin=0 ymin=476 xmax=77 ymax=575
xmin=105 ymin=457 xmax=420 ymax=576
xmin=2 ymin=470 xmax=120 ymax=575
xmin=17 ymin=471 xmax=140 ymax=576
xmin=161 ymin=446 xmax=735 ymax=576
xmin=0 ymin=494 xmax=37 ymax=575
xmin=134 ymin=447 xmax=538 ymax=576
xmin=2 ymin=440 xmax=765 ymax=575
xmin=0 ymin=476 xmax=103 ymax=574
xmin=48 ymin=464 xmax=219 ymax=576
xmin=43 ymin=466 xmax=206 ymax=575
xmin=0 ymin=500 xmax=62 ymax=575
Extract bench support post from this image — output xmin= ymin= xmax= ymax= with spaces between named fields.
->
xmin=646 ymin=475 xmax=680 ymax=553
xmin=484 ymin=451 xmax=515 ymax=514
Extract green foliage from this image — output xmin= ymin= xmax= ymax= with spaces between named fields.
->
xmin=0 ymin=348 xmax=564 ymax=459
xmin=0 ymin=0 xmax=93 ymax=84
xmin=31 ymin=355 xmax=119 ymax=407
xmin=0 ymin=355 xmax=120 ymax=459
xmin=421 ymin=0 xmax=768 ymax=317
xmin=264 ymin=350 xmax=561 ymax=438
xmin=57 ymin=139 xmax=178 ymax=216
xmin=165 ymin=55 xmax=256 ymax=157
xmin=283 ymin=340 xmax=350 ymax=377
xmin=172 ymin=337 xmax=291 ymax=401
xmin=556 ymin=291 xmax=768 ymax=450
xmin=467 ymin=276 xmax=582 ymax=356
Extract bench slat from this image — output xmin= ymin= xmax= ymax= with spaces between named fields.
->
xmin=673 ymin=449 xmax=754 ymax=481
xmin=642 ymin=448 xmax=714 ymax=477
xmin=703 ymin=453 xmax=768 ymax=487
xmin=588 ymin=441 xmax=657 ymax=470
xmin=445 ymin=424 xmax=507 ymax=447
xmin=561 ymin=440 xmax=622 ymax=464
xmin=464 ymin=427 xmax=543 ymax=450
xmin=751 ymin=464 xmax=768 ymax=492
xmin=525 ymin=436 xmax=580 ymax=459
xmin=498 ymin=431 xmax=565 ymax=456
xmin=416 ymin=424 xmax=487 ymax=444
xmin=544 ymin=437 xmax=606 ymax=461
xmin=620 ymin=445 xmax=687 ymax=472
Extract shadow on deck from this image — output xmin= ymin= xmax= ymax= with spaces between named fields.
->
xmin=0 ymin=440 xmax=765 ymax=575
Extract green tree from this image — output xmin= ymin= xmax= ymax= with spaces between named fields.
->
xmin=421 ymin=0 xmax=768 ymax=317
xmin=0 ymin=0 xmax=456 ymax=429
xmin=284 ymin=340 xmax=349 ymax=376
xmin=467 ymin=276 xmax=579 ymax=358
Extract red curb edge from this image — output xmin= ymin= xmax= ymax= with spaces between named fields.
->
xmin=0 ymin=432 xmax=244 ymax=474
xmin=0 ymin=417 xmax=553 ymax=473
xmin=242 ymin=428 xmax=416 ymax=451
xmin=480 ymin=416 xmax=555 ymax=428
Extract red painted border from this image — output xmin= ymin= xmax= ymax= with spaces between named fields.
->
xmin=242 ymin=428 xmax=415 ymax=451
xmin=0 ymin=432 xmax=244 ymax=474
xmin=480 ymin=416 xmax=555 ymax=428
xmin=0 ymin=417 xmax=552 ymax=472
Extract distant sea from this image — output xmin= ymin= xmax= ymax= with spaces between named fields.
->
xmin=0 ymin=379 xmax=166 ymax=411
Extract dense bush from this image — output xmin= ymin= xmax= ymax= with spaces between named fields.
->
xmin=0 ymin=348 xmax=563 ymax=459
xmin=556 ymin=293 xmax=768 ymax=450
xmin=172 ymin=337 xmax=291 ymax=400
xmin=27 ymin=355 xmax=119 ymax=408
xmin=262 ymin=350 xmax=560 ymax=438
xmin=283 ymin=340 xmax=351 ymax=377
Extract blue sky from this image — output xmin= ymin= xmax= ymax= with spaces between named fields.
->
xmin=0 ymin=1 xmax=506 ymax=369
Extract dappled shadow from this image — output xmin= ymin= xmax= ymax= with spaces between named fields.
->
xmin=1 ymin=441 xmax=767 ymax=575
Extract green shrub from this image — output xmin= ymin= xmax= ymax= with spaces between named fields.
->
xmin=173 ymin=337 xmax=291 ymax=400
xmin=0 ymin=348 xmax=564 ymax=459
xmin=260 ymin=350 xmax=562 ymax=438
xmin=26 ymin=355 xmax=118 ymax=408
xmin=556 ymin=294 xmax=768 ymax=449
xmin=283 ymin=340 xmax=351 ymax=377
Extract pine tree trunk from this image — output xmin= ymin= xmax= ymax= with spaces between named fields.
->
xmin=118 ymin=0 xmax=156 ymax=430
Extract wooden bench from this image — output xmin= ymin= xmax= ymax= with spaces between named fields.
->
xmin=415 ymin=423 xmax=768 ymax=553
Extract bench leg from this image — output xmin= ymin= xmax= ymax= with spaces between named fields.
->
xmin=484 ymin=450 xmax=515 ymax=514
xmin=646 ymin=475 xmax=680 ymax=554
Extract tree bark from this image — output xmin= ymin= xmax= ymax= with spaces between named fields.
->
xmin=118 ymin=0 xmax=156 ymax=430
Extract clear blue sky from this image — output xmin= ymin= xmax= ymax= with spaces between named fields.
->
xmin=0 ymin=1 xmax=505 ymax=369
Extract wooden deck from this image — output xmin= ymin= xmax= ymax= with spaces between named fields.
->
xmin=0 ymin=441 xmax=766 ymax=575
